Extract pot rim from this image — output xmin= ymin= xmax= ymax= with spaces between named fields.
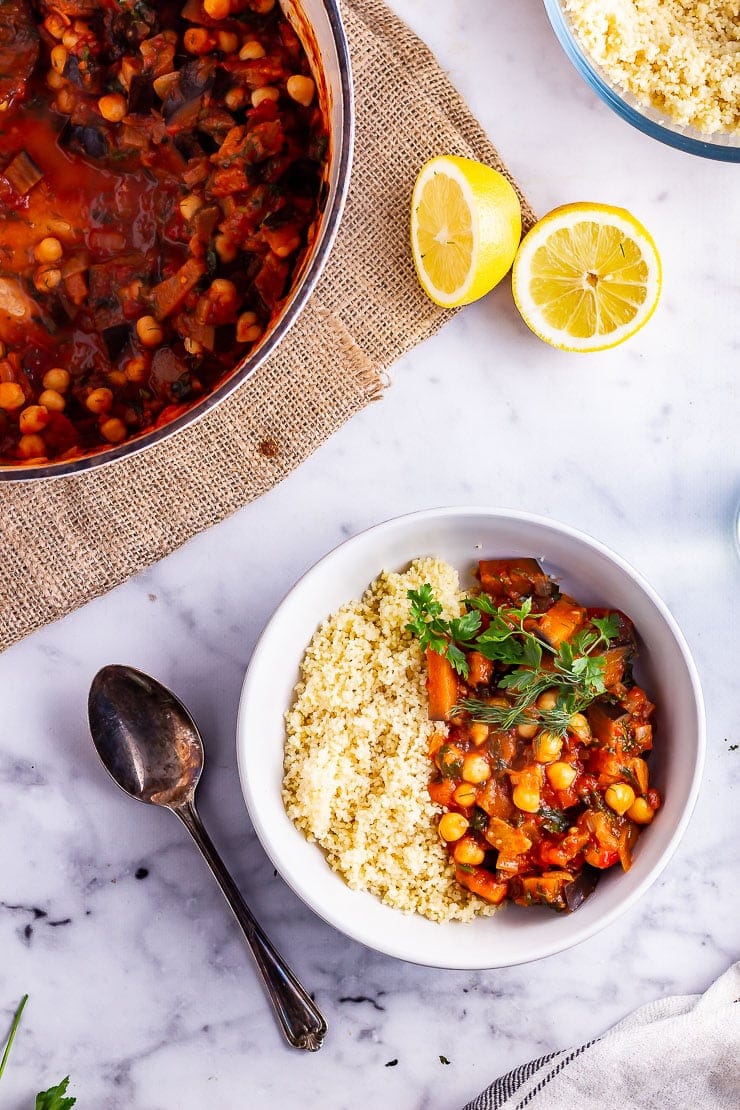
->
xmin=1 ymin=0 xmax=354 ymax=483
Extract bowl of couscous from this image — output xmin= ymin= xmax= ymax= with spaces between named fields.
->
xmin=543 ymin=0 xmax=740 ymax=162
xmin=237 ymin=507 xmax=706 ymax=968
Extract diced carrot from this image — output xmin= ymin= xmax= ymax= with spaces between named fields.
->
xmin=517 ymin=871 xmax=573 ymax=906
xmin=425 ymin=648 xmax=459 ymax=722
xmin=477 ymin=776 xmax=515 ymax=820
xmin=428 ymin=778 xmax=456 ymax=807
xmin=468 ymin=651 xmax=493 ymax=687
xmin=455 ymin=867 xmax=508 ymax=905
xmin=602 ymin=646 xmax=628 ymax=689
xmin=588 ymin=700 xmax=628 ymax=746
xmin=537 ymin=595 xmax=586 ymax=647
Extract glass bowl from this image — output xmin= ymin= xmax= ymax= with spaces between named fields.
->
xmin=543 ymin=0 xmax=740 ymax=163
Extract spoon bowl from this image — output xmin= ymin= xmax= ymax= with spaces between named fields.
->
xmin=89 ymin=665 xmax=203 ymax=806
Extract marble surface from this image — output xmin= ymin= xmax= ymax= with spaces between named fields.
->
xmin=1 ymin=1 xmax=739 ymax=1107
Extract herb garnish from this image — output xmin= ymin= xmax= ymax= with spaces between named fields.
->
xmin=538 ymin=805 xmax=570 ymax=834
xmin=0 ymin=996 xmax=76 ymax=1107
xmin=407 ymin=584 xmax=620 ymax=737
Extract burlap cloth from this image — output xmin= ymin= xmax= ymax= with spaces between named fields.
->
xmin=0 ymin=0 xmax=535 ymax=654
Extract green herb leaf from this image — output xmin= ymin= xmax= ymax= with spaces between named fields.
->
xmin=538 ymin=805 xmax=570 ymax=834
xmin=35 ymin=1077 xmax=76 ymax=1110
xmin=0 ymin=994 xmax=27 ymax=1083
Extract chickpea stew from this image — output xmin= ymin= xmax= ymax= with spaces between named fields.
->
xmin=0 ymin=0 xmax=328 ymax=465
xmin=408 ymin=558 xmax=661 ymax=913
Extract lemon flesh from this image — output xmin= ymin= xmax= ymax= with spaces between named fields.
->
xmin=512 ymin=203 xmax=662 ymax=352
xmin=411 ymin=155 xmax=522 ymax=308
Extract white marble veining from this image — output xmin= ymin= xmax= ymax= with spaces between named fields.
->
xmin=1 ymin=1 xmax=739 ymax=1107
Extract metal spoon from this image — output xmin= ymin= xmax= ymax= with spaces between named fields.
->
xmin=87 ymin=664 xmax=327 ymax=1052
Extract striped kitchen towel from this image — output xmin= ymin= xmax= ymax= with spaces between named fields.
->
xmin=464 ymin=961 xmax=739 ymax=1110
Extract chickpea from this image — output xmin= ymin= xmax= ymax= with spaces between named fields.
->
xmin=98 ymin=93 xmax=128 ymax=122
xmin=107 ymin=369 xmax=127 ymax=388
xmin=208 ymin=278 xmax=238 ymax=312
xmin=242 ymin=324 xmax=263 ymax=343
xmin=204 ymin=0 xmax=230 ymax=17
xmin=43 ymin=367 xmax=71 ymax=393
xmin=179 ymin=194 xmax=203 ymax=222
xmin=438 ymin=812 xmax=468 ymax=843
xmin=100 ymin=417 xmax=127 ymax=444
xmin=286 ymin=74 xmax=315 ymax=107
xmin=183 ymin=28 xmax=213 ymax=55
xmin=19 ymin=405 xmax=50 ymax=434
xmin=217 ymin=31 xmax=239 ymax=54
xmin=56 ymin=87 xmax=75 ymax=114
xmin=124 ymin=357 xmax=149 ymax=384
xmin=0 ymin=381 xmax=25 ymax=411
xmin=34 ymin=237 xmax=63 ymax=264
xmin=34 ymin=265 xmax=62 ymax=293
xmin=453 ymin=838 xmax=485 ymax=867
xmin=61 ymin=31 xmax=79 ymax=50
xmin=224 ymin=86 xmax=248 ymax=112
xmin=18 ymin=433 xmax=46 ymax=459
xmin=512 ymin=784 xmax=540 ymax=814
xmin=546 ymin=761 xmax=577 ymax=791
xmin=461 ymin=753 xmax=491 ymax=785
xmin=252 ymin=0 xmax=275 ymax=11
xmin=453 ymin=782 xmax=476 ymax=807
xmin=46 ymin=69 xmax=65 ymax=90
xmin=568 ymin=712 xmax=592 ymax=742
xmin=605 ymin=782 xmax=636 ymax=816
xmin=85 ymin=388 xmax=113 ymax=415
xmin=536 ymin=689 xmax=559 ymax=711
xmin=136 ymin=315 xmax=164 ymax=347
xmin=216 ymin=234 xmax=238 ymax=263
xmin=239 ymin=40 xmax=266 ymax=61
xmin=251 ymin=86 xmax=280 ymax=108
xmin=50 ymin=44 xmax=68 ymax=73
xmin=627 ymin=796 xmax=655 ymax=825
xmin=468 ymin=722 xmax=489 ymax=747
xmin=38 ymin=388 xmax=66 ymax=412
xmin=44 ymin=13 xmax=67 ymax=39
xmin=533 ymin=730 xmax=564 ymax=764
xmin=517 ymin=720 xmax=539 ymax=740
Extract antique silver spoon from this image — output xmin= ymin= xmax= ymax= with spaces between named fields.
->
xmin=87 ymin=664 xmax=326 ymax=1051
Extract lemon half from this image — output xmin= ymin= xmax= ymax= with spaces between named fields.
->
xmin=410 ymin=155 xmax=522 ymax=308
xmin=512 ymin=202 xmax=662 ymax=352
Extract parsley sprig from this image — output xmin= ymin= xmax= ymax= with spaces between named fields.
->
xmin=407 ymin=583 xmax=621 ymax=737
xmin=1 ymin=996 xmax=76 ymax=1108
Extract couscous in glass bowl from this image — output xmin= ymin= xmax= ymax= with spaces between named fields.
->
xmin=543 ymin=0 xmax=740 ymax=163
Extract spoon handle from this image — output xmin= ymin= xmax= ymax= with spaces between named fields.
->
xmin=173 ymin=800 xmax=327 ymax=1051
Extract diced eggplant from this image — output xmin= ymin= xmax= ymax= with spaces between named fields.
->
xmin=102 ymin=322 xmax=131 ymax=359
xmin=163 ymin=57 xmax=215 ymax=122
xmin=127 ymin=74 xmax=155 ymax=115
xmin=563 ymin=866 xmax=599 ymax=912
xmin=148 ymin=257 xmax=206 ymax=321
xmin=0 ymin=0 xmax=39 ymax=104
xmin=2 ymin=150 xmax=43 ymax=194
xmin=59 ymin=121 xmax=109 ymax=161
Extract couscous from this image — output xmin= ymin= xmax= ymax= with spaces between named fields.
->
xmin=566 ymin=0 xmax=740 ymax=135
xmin=283 ymin=558 xmax=497 ymax=923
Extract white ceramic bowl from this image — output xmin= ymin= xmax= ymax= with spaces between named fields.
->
xmin=237 ymin=508 xmax=705 ymax=968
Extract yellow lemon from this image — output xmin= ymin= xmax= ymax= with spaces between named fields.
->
xmin=511 ymin=202 xmax=662 ymax=352
xmin=410 ymin=155 xmax=522 ymax=308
